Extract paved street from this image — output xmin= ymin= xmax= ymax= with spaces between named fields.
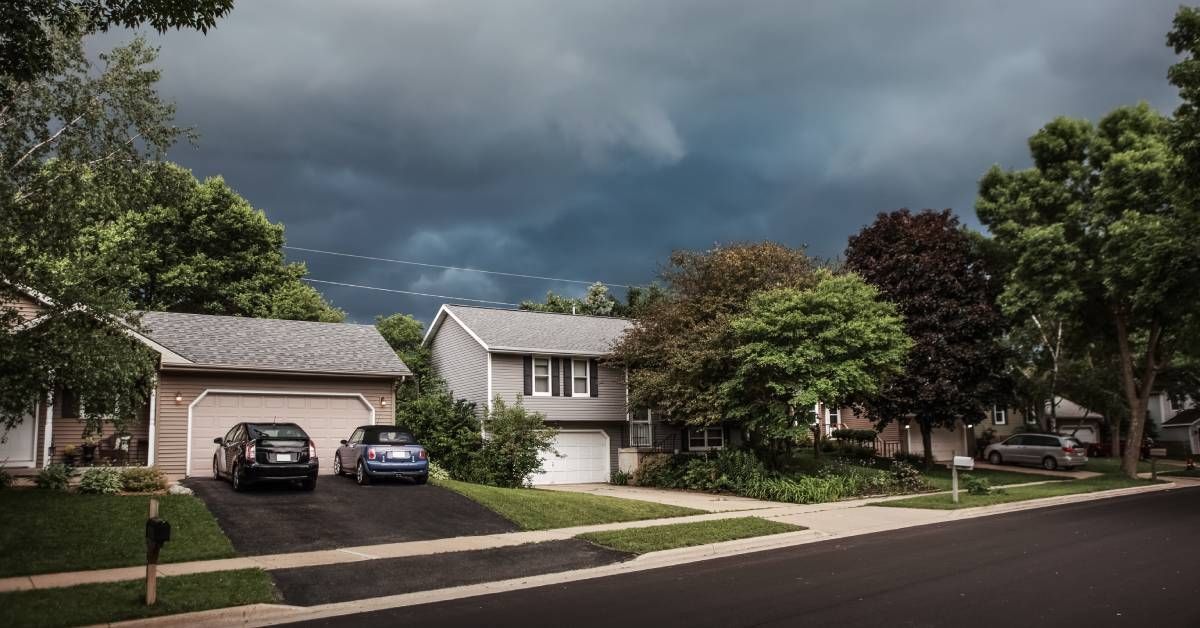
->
xmin=289 ymin=486 xmax=1200 ymax=628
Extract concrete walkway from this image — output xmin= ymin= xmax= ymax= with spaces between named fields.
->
xmin=541 ymin=483 xmax=790 ymax=511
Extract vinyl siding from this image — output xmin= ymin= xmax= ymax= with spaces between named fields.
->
xmin=839 ymin=407 xmax=901 ymax=443
xmin=428 ymin=316 xmax=489 ymax=417
xmin=491 ymin=353 xmax=626 ymax=422
xmin=153 ymin=371 xmax=395 ymax=480
xmin=1 ymin=292 xmax=47 ymax=323
xmin=546 ymin=420 xmax=623 ymax=474
xmin=44 ymin=396 xmax=151 ymax=466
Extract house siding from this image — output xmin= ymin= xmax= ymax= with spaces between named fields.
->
xmin=428 ymin=316 xmax=489 ymax=417
xmin=491 ymin=352 xmax=627 ymax=422
xmin=44 ymin=396 xmax=151 ymax=466
xmin=2 ymin=292 xmax=47 ymax=323
xmin=153 ymin=371 xmax=395 ymax=480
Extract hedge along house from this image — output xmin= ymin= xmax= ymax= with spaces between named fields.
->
xmin=2 ymin=286 xmax=409 ymax=480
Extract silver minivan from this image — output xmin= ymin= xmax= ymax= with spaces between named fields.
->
xmin=983 ymin=433 xmax=1088 ymax=471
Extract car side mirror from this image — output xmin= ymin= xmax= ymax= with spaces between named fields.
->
xmin=339 ymin=439 xmax=348 ymax=445
xmin=213 ymin=437 xmax=223 ymax=445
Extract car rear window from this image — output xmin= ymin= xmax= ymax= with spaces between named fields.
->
xmin=248 ymin=424 xmax=307 ymax=439
xmin=365 ymin=430 xmax=416 ymax=445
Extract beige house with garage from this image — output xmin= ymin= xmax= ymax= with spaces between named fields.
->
xmin=2 ymin=286 xmax=409 ymax=481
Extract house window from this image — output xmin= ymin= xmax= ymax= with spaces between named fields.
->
xmin=1170 ymin=396 xmax=1183 ymax=412
xmin=60 ymin=388 xmax=80 ymax=418
xmin=532 ymin=357 xmax=551 ymax=395
xmin=572 ymin=359 xmax=589 ymax=395
xmin=689 ymin=427 xmax=724 ymax=451
xmin=992 ymin=406 xmax=1007 ymax=426
xmin=826 ymin=404 xmax=839 ymax=425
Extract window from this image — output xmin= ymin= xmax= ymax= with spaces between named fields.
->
xmin=689 ymin=427 xmax=724 ymax=451
xmin=248 ymin=424 xmax=307 ymax=438
xmin=1170 ymin=396 xmax=1184 ymax=412
xmin=60 ymin=388 xmax=80 ymax=418
xmin=826 ymin=404 xmax=839 ymax=425
xmin=572 ymin=359 xmax=589 ymax=395
xmin=532 ymin=357 xmax=551 ymax=395
xmin=365 ymin=429 xmax=415 ymax=445
xmin=992 ymin=406 xmax=1008 ymax=426
xmin=348 ymin=428 xmax=365 ymax=444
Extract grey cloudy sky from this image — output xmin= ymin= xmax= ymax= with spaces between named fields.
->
xmin=97 ymin=0 xmax=1184 ymax=323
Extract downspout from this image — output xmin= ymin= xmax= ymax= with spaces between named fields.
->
xmin=41 ymin=389 xmax=54 ymax=467
xmin=147 ymin=381 xmax=157 ymax=466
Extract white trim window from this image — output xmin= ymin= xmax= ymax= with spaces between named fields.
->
xmin=992 ymin=405 xmax=1008 ymax=426
xmin=689 ymin=426 xmax=724 ymax=451
xmin=571 ymin=359 xmax=589 ymax=396
xmin=532 ymin=357 xmax=551 ymax=396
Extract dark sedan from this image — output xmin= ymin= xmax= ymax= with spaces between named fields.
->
xmin=333 ymin=425 xmax=429 ymax=485
xmin=212 ymin=422 xmax=319 ymax=491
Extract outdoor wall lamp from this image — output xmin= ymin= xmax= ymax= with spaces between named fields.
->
xmin=174 ymin=392 xmax=183 ymax=404
xmin=967 ymin=423 xmax=974 ymax=429
xmin=380 ymin=396 xmax=389 ymax=407
xmin=904 ymin=424 xmax=911 ymax=430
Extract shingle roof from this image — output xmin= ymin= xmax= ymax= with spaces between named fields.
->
xmin=138 ymin=311 xmax=409 ymax=377
xmin=1163 ymin=408 xmax=1200 ymax=427
xmin=434 ymin=305 xmax=633 ymax=355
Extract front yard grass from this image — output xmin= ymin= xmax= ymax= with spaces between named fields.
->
xmin=0 ymin=490 xmax=235 ymax=578
xmin=1078 ymin=457 xmax=1151 ymax=476
xmin=0 ymin=569 xmax=276 ymax=628
xmin=878 ymin=475 xmax=1154 ymax=510
xmin=577 ymin=517 xmax=804 ymax=554
xmin=922 ymin=467 xmax=1048 ymax=491
xmin=1159 ymin=468 xmax=1200 ymax=478
xmin=434 ymin=479 xmax=702 ymax=530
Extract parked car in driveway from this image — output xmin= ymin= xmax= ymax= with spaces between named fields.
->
xmin=984 ymin=433 xmax=1088 ymax=470
xmin=212 ymin=422 xmax=319 ymax=491
xmin=334 ymin=426 xmax=429 ymax=485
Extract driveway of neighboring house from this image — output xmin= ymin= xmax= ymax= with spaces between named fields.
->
xmin=540 ymin=483 xmax=790 ymax=512
xmin=185 ymin=477 xmax=517 ymax=556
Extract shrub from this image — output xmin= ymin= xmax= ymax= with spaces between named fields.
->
xmin=610 ymin=469 xmax=631 ymax=485
xmin=831 ymin=428 xmax=879 ymax=445
xmin=892 ymin=451 xmax=923 ymax=466
xmin=889 ymin=460 xmax=929 ymax=492
xmin=0 ymin=466 xmax=11 ymax=490
xmin=427 ymin=461 xmax=450 ymax=481
xmin=79 ymin=467 xmax=123 ymax=494
xmin=35 ymin=464 xmax=72 ymax=491
xmin=475 ymin=396 xmax=557 ymax=488
xmin=961 ymin=474 xmax=991 ymax=496
xmin=396 ymin=378 xmax=484 ymax=481
xmin=632 ymin=453 xmax=690 ymax=488
xmin=121 ymin=467 xmax=167 ymax=492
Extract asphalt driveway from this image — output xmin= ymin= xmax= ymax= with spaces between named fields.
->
xmin=185 ymin=476 xmax=517 ymax=555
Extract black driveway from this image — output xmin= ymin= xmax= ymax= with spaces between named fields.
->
xmin=290 ymin=487 xmax=1200 ymax=628
xmin=185 ymin=476 xmax=517 ymax=555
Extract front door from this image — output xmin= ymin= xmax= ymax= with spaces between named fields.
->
xmin=0 ymin=413 xmax=37 ymax=468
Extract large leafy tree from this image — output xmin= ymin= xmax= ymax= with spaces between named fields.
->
xmin=611 ymin=242 xmax=818 ymax=428
xmin=845 ymin=209 xmax=1009 ymax=468
xmin=519 ymin=281 xmax=666 ymax=318
xmin=375 ymin=312 xmax=431 ymax=398
xmin=722 ymin=271 xmax=912 ymax=462
xmin=976 ymin=100 xmax=1200 ymax=478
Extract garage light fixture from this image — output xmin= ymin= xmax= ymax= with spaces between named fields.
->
xmin=174 ymin=392 xmax=183 ymax=404
xmin=380 ymin=396 xmax=389 ymax=407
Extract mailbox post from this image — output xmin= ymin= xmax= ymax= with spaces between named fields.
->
xmin=1149 ymin=447 xmax=1168 ymax=480
xmin=144 ymin=498 xmax=171 ymax=606
xmin=951 ymin=454 xmax=974 ymax=504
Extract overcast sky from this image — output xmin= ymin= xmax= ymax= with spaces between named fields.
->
xmin=96 ymin=0 xmax=1184 ymax=324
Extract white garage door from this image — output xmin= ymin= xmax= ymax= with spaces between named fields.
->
xmin=190 ymin=392 xmax=372 ymax=477
xmin=530 ymin=431 xmax=609 ymax=485
xmin=909 ymin=426 xmax=968 ymax=462
xmin=0 ymin=413 xmax=37 ymax=468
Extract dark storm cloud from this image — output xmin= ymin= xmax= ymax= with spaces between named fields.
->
xmin=93 ymin=0 xmax=1184 ymax=322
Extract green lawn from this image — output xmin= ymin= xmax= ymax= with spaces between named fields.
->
xmin=922 ymin=467 xmax=1048 ymax=491
xmin=0 ymin=569 xmax=276 ymax=628
xmin=0 ymin=490 xmax=235 ymax=578
xmin=434 ymin=479 xmax=702 ymax=530
xmin=1078 ymin=458 xmax=1151 ymax=476
xmin=577 ymin=517 xmax=804 ymax=554
xmin=1160 ymin=468 xmax=1200 ymax=478
xmin=878 ymin=475 xmax=1154 ymax=510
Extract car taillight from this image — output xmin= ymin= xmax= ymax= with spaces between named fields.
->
xmin=245 ymin=442 xmax=256 ymax=462
xmin=417 ymin=449 xmax=427 ymax=460
xmin=308 ymin=440 xmax=317 ymax=460
xmin=1062 ymin=446 xmax=1074 ymax=453
xmin=367 ymin=447 xmax=377 ymax=460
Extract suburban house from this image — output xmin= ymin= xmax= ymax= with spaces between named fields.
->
xmin=1156 ymin=393 xmax=1198 ymax=455
xmin=1 ymin=287 xmax=409 ymax=481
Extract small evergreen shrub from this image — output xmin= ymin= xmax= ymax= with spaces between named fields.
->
xmin=120 ymin=467 xmax=167 ymax=492
xmin=961 ymin=474 xmax=992 ymax=496
xmin=427 ymin=461 xmax=450 ymax=481
xmin=35 ymin=464 xmax=72 ymax=491
xmin=79 ymin=467 xmax=123 ymax=494
xmin=610 ymin=469 xmax=631 ymax=485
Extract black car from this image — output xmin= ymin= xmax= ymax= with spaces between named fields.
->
xmin=212 ymin=422 xmax=319 ymax=491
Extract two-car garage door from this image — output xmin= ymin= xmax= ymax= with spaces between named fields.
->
xmin=189 ymin=392 xmax=372 ymax=477
xmin=530 ymin=431 xmax=610 ymax=485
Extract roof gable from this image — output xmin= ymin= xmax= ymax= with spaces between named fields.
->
xmin=424 ymin=305 xmax=632 ymax=355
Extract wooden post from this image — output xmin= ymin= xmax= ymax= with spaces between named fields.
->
xmin=951 ymin=449 xmax=959 ymax=504
xmin=146 ymin=498 xmax=159 ymax=606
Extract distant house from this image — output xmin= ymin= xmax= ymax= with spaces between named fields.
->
xmin=1 ymin=286 xmax=409 ymax=480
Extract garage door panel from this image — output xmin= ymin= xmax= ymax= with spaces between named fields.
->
xmin=189 ymin=393 xmax=372 ymax=477
xmin=530 ymin=431 xmax=609 ymax=485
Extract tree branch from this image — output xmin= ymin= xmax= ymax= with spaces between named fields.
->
xmin=10 ymin=111 xmax=89 ymax=172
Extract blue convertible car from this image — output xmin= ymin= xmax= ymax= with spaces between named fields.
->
xmin=333 ymin=425 xmax=429 ymax=485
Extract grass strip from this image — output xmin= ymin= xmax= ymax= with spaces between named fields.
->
xmin=578 ymin=516 xmax=804 ymax=554
xmin=878 ymin=475 xmax=1155 ymax=510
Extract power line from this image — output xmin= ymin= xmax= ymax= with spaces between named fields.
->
xmin=285 ymin=245 xmax=631 ymax=288
xmin=304 ymin=278 xmax=520 ymax=307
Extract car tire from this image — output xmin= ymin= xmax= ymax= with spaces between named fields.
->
xmin=232 ymin=463 xmax=246 ymax=492
xmin=356 ymin=460 xmax=371 ymax=486
xmin=333 ymin=454 xmax=343 ymax=476
xmin=213 ymin=456 xmax=220 ymax=480
xmin=301 ymin=475 xmax=317 ymax=491
xmin=988 ymin=452 xmax=1002 ymax=465
xmin=1042 ymin=456 xmax=1058 ymax=471
xmin=414 ymin=474 xmax=428 ymax=485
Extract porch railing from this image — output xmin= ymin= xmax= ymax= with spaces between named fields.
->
xmin=629 ymin=422 xmax=651 ymax=448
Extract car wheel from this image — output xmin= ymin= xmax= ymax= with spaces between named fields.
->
xmin=356 ymin=460 xmax=371 ymax=486
xmin=232 ymin=464 xmax=245 ymax=492
xmin=1042 ymin=456 xmax=1058 ymax=471
xmin=213 ymin=456 xmax=220 ymax=480
xmin=414 ymin=474 xmax=428 ymax=485
xmin=333 ymin=454 xmax=343 ymax=476
xmin=301 ymin=475 xmax=317 ymax=491
xmin=988 ymin=452 xmax=1002 ymax=465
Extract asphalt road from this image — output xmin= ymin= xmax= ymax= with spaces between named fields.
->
xmin=184 ymin=476 xmax=516 ymax=555
xmin=290 ymin=486 xmax=1200 ymax=628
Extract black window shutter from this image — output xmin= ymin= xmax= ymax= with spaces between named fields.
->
xmin=551 ymin=358 xmax=560 ymax=397
xmin=522 ymin=355 xmax=533 ymax=396
xmin=589 ymin=359 xmax=599 ymax=397
xmin=564 ymin=359 xmax=573 ymax=397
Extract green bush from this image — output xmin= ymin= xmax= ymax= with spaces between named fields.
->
xmin=632 ymin=453 xmax=691 ymax=488
xmin=474 ymin=396 xmax=557 ymax=488
xmin=120 ymin=467 xmax=167 ymax=492
xmin=35 ymin=463 xmax=72 ymax=491
xmin=831 ymin=428 xmax=879 ymax=444
xmin=0 ymin=466 xmax=11 ymax=490
xmin=610 ymin=469 xmax=631 ymax=485
xmin=396 ymin=377 xmax=484 ymax=481
xmin=79 ymin=467 xmax=123 ymax=494
xmin=889 ymin=460 xmax=929 ymax=492
xmin=961 ymin=474 xmax=991 ymax=496
xmin=427 ymin=461 xmax=450 ymax=481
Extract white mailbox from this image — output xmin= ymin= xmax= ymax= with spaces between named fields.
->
xmin=953 ymin=456 xmax=974 ymax=470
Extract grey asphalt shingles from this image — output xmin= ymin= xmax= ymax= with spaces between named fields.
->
xmin=438 ymin=305 xmax=632 ymax=354
xmin=185 ymin=477 xmax=517 ymax=556
xmin=271 ymin=540 xmax=632 ymax=606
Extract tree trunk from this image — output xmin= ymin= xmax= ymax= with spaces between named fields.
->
xmin=1114 ymin=316 xmax=1161 ymax=479
xmin=920 ymin=418 xmax=933 ymax=471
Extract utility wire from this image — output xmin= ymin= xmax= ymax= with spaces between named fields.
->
xmin=304 ymin=278 xmax=520 ymax=307
xmin=285 ymin=245 xmax=631 ymax=288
